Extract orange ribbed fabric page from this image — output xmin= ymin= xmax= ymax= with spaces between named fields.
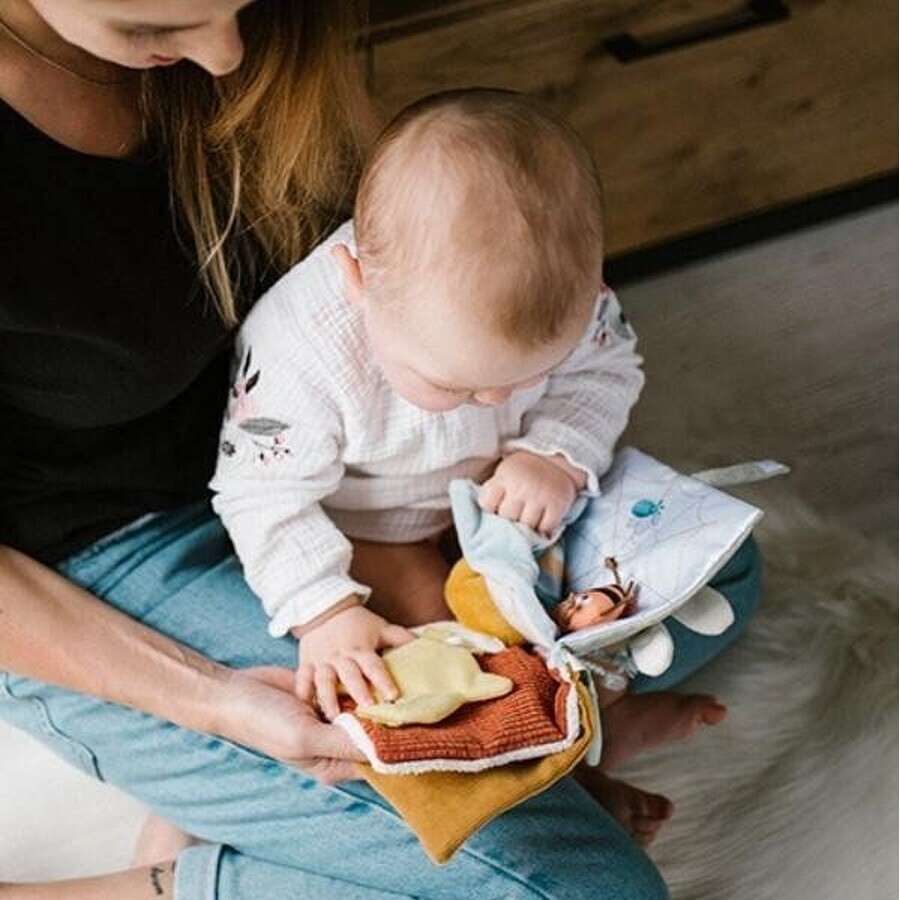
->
xmin=351 ymin=646 xmax=571 ymax=763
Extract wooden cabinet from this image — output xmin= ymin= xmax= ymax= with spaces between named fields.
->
xmin=360 ymin=1 xmax=897 ymax=256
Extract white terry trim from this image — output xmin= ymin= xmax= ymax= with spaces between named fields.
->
xmin=334 ymin=681 xmax=582 ymax=775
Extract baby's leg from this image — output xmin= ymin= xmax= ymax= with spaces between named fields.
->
xmin=598 ymin=685 xmax=728 ymax=770
xmin=574 ymin=768 xmax=674 ymax=846
xmin=576 ymin=690 xmax=725 ymax=842
xmin=350 ymin=538 xmax=452 ymax=627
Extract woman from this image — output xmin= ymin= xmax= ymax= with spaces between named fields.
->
xmin=0 ymin=1 xmax=760 ymax=897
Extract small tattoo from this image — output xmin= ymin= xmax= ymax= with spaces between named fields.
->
xmin=149 ymin=864 xmax=167 ymax=896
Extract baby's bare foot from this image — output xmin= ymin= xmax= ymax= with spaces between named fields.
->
xmin=575 ymin=768 xmax=674 ymax=846
xmin=600 ymin=691 xmax=727 ymax=770
xmin=132 ymin=813 xmax=199 ymax=867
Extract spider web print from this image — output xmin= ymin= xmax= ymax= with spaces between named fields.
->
xmin=564 ymin=468 xmax=718 ymax=605
xmin=543 ymin=450 xmax=761 ymax=654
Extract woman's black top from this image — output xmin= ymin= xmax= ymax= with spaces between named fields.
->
xmin=0 ymin=99 xmax=238 ymax=564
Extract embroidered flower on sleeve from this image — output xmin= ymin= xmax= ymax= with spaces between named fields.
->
xmin=592 ymin=288 xmax=634 ymax=348
xmin=221 ymin=346 xmax=292 ymax=463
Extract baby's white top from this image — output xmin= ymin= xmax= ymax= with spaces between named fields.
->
xmin=210 ymin=221 xmax=644 ymax=636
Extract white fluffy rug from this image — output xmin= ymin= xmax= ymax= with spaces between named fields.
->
xmin=621 ymin=491 xmax=898 ymax=900
xmin=1 ymin=493 xmax=897 ymax=897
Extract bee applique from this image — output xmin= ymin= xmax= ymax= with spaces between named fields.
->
xmin=553 ymin=557 xmax=637 ymax=633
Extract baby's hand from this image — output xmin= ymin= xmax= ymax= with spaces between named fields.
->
xmin=293 ymin=602 xmax=413 ymax=720
xmin=478 ymin=451 xmax=586 ymax=536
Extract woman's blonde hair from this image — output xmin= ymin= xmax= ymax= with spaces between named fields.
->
xmin=140 ymin=1 xmax=371 ymax=326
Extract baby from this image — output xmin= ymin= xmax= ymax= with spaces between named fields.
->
xmin=210 ymin=88 xmax=643 ymax=719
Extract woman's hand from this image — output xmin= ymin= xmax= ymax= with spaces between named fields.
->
xmin=219 ymin=665 xmax=366 ymax=784
xmin=0 ymin=546 xmax=365 ymax=785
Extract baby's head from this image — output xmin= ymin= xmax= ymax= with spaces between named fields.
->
xmin=336 ymin=88 xmax=604 ymax=412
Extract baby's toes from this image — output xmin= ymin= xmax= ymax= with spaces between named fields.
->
xmin=629 ymin=792 xmax=673 ymax=845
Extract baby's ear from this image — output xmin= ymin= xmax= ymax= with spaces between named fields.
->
xmin=331 ymin=243 xmax=366 ymax=307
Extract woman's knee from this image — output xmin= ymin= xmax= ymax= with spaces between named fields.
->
xmin=497 ymin=843 xmax=669 ymax=900
xmin=586 ymin=846 xmax=670 ymax=900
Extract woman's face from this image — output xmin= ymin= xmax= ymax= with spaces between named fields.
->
xmin=28 ymin=0 xmax=255 ymax=75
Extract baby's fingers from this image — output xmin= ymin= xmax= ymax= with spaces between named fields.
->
xmin=497 ymin=492 xmax=525 ymax=522
xmin=538 ymin=502 xmax=566 ymax=537
xmin=478 ymin=479 xmax=505 ymax=513
xmin=313 ymin=663 xmax=341 ymax=721
xmin=356 ymin=652 xmax=400 ymax=704
xmin=380 ymin=622 xmax=415 ymax=649
xmin=333 ymin=657 xmax=374 ymax=710
xmin=518 ymin=499 xmax=546 ymax=532
xmin=537 ymin=504 xmax=562 ymax=537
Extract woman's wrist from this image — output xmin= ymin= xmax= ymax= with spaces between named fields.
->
xmin=0 ymin=546 xmax=362 ymax=779
xmin=140 ymin=639 xmax=236 ymax=737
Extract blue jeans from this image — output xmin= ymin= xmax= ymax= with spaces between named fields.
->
xmin=0 ymin=502 xmax=760 ymax=899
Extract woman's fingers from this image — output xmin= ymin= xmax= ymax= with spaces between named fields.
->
xmin=229 ymin=666 xmax=367 ymax=775
xmin=309 ymin=756 xmax=362 ymax=785
xmin=298 ymin=719 xmax=366 ymax=771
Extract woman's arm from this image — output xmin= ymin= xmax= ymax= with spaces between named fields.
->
xmin=0 ymin=544 xmax=231 ymax=731
xmin=0 ymin=546 xmax=362 ymax=780
xmin=0 ymin=863 xmax=176 ymax=900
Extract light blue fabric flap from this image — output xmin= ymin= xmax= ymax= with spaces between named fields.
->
xmin=449 ymin=448 xmax=762 ymax=655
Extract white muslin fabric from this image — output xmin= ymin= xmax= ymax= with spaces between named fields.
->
xmin=210 ymin=221 xmax=644 ymax=636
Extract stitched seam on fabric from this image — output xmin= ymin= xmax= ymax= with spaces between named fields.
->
xmin=451 ymin=844 xmax=556 ymax=899
xmin=0 ymin=675 xmax=103 ymax=780
xmin=204 ymin=843 xmax=224 ymax=900
xmin=171 ymin=842 xmax=224 ymax=900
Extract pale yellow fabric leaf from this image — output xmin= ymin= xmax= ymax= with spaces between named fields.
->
xmin=357 ymin=637 xmax=512 ymax=727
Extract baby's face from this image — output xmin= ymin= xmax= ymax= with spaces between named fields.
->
xmin=363 ymin=281 xmax=586 ymax=413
